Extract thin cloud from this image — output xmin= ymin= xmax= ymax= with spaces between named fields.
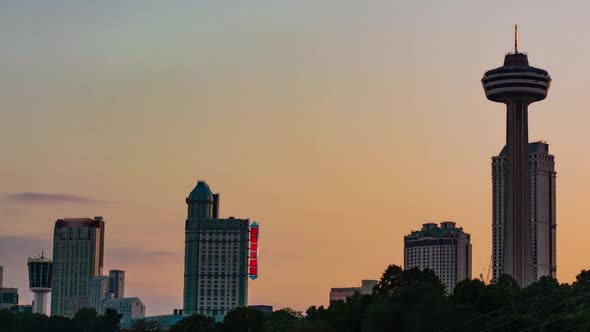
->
xmin=3 ymin=192 xmax=110 ymax=204
xmin=0 ymin=208 xmax=22 ymax=217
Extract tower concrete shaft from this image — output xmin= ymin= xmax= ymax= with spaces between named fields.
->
xmin=503 ymin=100 xmax=533 ymax=286
xmin=492 ymin=142 xmax=557 ymax=282
xmin=33 ymin=291 xmax=49 ymax=315
xmin=482 ymin=43 xmax=551 ymax=286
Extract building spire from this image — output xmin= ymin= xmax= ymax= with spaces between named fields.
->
xmin=514 ymin=25 xmax=518 ymax=54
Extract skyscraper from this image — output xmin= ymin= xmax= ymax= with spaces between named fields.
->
xmin=108 ymin=270 xmax=125 ymax=299
xmin=183 ymin=181 xmax=252 ymax=320
xmin=27 ymin=253 xmax=52 ymax=315
xmin=492 ymin=142 xmax=556 ymax=282
xmin=51 ymin=217 xmax=105 ymax=317
xmin=87 ymin=276 xmax=109 ymax=313
xmin=404 ymin=221 xmax=472 ymax=293
xmin=482 ymin=27 xmax=551 ymax=286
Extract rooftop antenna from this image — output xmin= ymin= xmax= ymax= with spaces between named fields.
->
xmin=514 ymin=24 xmax=518 ymax=54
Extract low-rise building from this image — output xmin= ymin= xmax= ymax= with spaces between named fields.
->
xmin=248 ymin=305 xmax=273 ymax=314
xmin=329 ymin=279 xmax=377 ymax=303
xmin=0 ymin=288 xmax=18 ymax=310
xmin=10 ymin=305 xmax=33 ymax=314
xmin=102 ymin=297 xmax=145 ymax=328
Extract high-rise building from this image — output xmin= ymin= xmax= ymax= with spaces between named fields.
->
xmin=0 ymin=266 xmax=3 ymax=288
xmin=51 ymin=217 xmax=105 ymax=317
xmin=108 ymin=270 xmax=125 ymax=299
xmin=329 ymin=279 xmax=377 ymax=303
xmin=87 ymin=276 xmax=109 ymax=313
xmin=0 ymin=288 xmax=18 ymax=310
xmin=27 ymin=253 xmax=53 ymax=315
xmin=482 ymin=26 xmax=551 ymax=286
xmin=102 ymin=297 xmax=145 ymax=328
xmin=404 ymin=222 xmax=472 ymax=293
xmin=492 ymin=142 xmax=557 ymax=282
xmin=183 ymin=181 xmax=252 ymax=320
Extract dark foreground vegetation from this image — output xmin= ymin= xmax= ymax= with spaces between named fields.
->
xmin=2 ymin=265 xmax=590 ymax=332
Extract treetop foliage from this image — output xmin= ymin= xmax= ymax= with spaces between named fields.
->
xmin=3 ymin=265 xmax=590 ymax=331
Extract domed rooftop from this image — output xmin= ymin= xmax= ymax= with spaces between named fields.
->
xmin=187 ymin=180 xmax=213 ymax=202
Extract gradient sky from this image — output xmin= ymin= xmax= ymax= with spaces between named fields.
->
xmin=2 ymin=0 xmax=590 ymax=316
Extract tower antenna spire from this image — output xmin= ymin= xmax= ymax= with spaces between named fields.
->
xmin=514 ymin=24 xmax=518 ymax=54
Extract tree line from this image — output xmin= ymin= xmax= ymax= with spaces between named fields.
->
xmin=2 ymin=264 xmax=590 ymax=331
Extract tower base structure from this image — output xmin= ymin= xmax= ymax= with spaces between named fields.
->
xmin=33 ymin=291 xmax=49 ymax=315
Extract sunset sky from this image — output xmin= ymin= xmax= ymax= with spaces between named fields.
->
xmin=2 ymin=0 xmax=590 ymax=316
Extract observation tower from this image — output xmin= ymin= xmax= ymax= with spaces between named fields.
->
xmin=27 ymin=253 xmax=53 ymax=315
xmin=481 ymin=26 xmax=551 ymax=286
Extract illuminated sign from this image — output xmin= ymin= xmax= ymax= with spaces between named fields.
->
xmin=249 ymin=221 xmax=259 ymax=280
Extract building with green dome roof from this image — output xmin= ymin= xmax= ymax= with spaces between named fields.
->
xmin=183 ymin=180 xmax=252 ymax=320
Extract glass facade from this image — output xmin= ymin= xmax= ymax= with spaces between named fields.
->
xmin=50 ymin=217 xmax=105 ymax=317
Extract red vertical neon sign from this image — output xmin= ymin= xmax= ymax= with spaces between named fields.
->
xmin=249 ymin=221 xmax=259 ymax=280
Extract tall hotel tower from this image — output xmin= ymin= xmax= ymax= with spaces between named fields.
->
xmin=183 ymin=181 xmax=252 ymax=320
xmin=404 ymin=221 xmax=472 ymax=293
xmin=492 ymin=142 xmax=556 ymax=282
xmin=482 ymin=27 xmax=551 ymax=286
xmin=51 ymin=217 xmax=105 ymax=317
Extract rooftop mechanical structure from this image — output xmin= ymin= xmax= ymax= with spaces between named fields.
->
xmin=482 ymin=26 xmax=551 ymax=287
xmin=27 ymin=253 xmax=53 ymax=315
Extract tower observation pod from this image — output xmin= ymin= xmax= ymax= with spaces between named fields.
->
xmin=481 ymin=26 xmax=551 ymax=287
xmin=27 ymin=253 xmax=53 ymax=315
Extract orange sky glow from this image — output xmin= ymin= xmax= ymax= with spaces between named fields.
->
xmin=2 ymin=0 xmax=590 ymax=316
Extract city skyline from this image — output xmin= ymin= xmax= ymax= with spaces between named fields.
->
xmin=3 ymin=0 xmax=590 ymax=317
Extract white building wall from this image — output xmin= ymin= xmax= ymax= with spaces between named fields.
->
xmin=196 ymin=228 xmax=247 ymax=319
xmin=102 ymin=297 xmax=145 ymax=327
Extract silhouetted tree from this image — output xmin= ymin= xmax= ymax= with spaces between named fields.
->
xmin=449 ymin=278 xmax=486 ymax=308
xmin=373 ymin=264 xmax=404 ymax=296
xmin=574 ymin=269 xmax=590 ymax=288
xmin=130 ymin=319 xmax=162 ymax=332
xmin=263 ymin=307 xmax=304 ymax=331
xmin=0 ymin=309 xmax=13 ymax=329
xmin=74 ymin=307 xmax=98 ymax=331
xmin=373 ymin=265 xmax=444 ymax=298
xmin=169 ymin=314 xmax=215 ymax=332
xmin=95 ymin=308 xmax=122 ymax=332
xmin=7 ymin=266 xmax=590 ymax=332
xmin=222 ymin=307 xmax=265 ymax=332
